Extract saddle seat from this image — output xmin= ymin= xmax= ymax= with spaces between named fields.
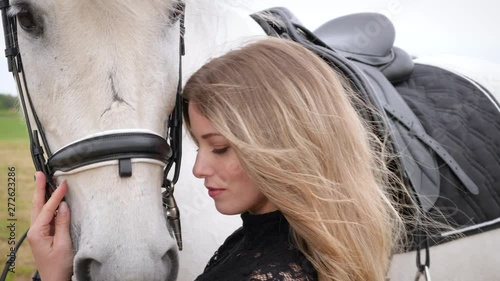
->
xmin=314 ymin=12 xmax=414 ymax=83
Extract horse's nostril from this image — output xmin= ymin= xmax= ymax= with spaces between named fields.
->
xmin=75 ymin=258 xmax=101 ymax=281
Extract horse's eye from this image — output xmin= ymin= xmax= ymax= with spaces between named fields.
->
xmin=17 ymin=9 xmax=40 ymax=33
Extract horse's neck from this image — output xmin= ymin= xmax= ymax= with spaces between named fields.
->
xmin=183 ymin=0 xmax=266 ymax=78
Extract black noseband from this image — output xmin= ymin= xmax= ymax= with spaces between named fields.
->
xmin=48 ymin=132 xmax=172 ymax=177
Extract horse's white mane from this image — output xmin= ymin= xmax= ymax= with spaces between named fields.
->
xmin=174 ymin=2 xmax=268 ymax=280
xmin=182 ymin=0 xmax=266 ymax=77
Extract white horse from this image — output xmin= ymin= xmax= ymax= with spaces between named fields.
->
xmin=6 ymin=0 xmax=499 ymax=280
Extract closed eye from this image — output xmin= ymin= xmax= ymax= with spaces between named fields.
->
xmin=212 ymin=147 xmax=229 ymax=154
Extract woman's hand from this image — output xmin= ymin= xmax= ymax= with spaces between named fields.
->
xmin=28 ymin=172 xmax=74 ymax=281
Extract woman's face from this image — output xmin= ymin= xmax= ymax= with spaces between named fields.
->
xmin=188 ymin=103 xmax=277 ymax=215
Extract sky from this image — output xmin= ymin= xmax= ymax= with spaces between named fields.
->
xmin=1 ymin=0 xmax=499 ymax=96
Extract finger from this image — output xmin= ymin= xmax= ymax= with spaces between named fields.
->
xmin=31 ymin=172 xmax=47 ymax=227
xmin=27 ymin=226 xmax=53 ymax=255
xmin=33 ymin=181 xmax=68 ymax=228
xmin=53 ymin=201 xmax=72 ymax=252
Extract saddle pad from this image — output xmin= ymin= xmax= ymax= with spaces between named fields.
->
xmin=394 ymin=64 xmax=500 ymax=245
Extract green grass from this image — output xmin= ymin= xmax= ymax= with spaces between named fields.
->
xmin=0 ymin=141 xmax=36 ymax=281
xmin=0 ymin=110 xmax=35 ymax=280
xmin=0 ymin=110 xmax=28 ymax=141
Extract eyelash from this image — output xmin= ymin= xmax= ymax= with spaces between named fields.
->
xmin=195 ymin=147 xmax=229 ymax=154
xmin=212 ymin=147 xmax=229 ymax=154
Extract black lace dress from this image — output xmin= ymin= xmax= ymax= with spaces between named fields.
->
xmin=195 ymin=211 xmax=318 ymax=281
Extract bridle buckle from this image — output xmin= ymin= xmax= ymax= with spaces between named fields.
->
xmin=414 ymin=265 xmax=431 ymax=281
xmin=163 ymin=179 xmax=183 ymax=250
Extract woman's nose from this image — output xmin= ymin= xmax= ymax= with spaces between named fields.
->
xmin=192 ymin=152 xmax=213 ymax=179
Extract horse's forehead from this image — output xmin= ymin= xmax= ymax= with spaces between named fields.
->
xmin=17 ymin=0 xmax=177 ymax=20
xmin=11 ymin=0 xmax=174 ymax=10
xmin=38 ymin=0 xmax=179 ymax=42
xmin=79 ymin=0 xmax=174 ymax=12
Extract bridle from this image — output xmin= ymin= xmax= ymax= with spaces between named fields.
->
xmin=0 ymin=0 xmax=186 ymax=278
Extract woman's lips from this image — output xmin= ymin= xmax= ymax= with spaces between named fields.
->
xmin=207 ymin=187 xmax=225 ymax=198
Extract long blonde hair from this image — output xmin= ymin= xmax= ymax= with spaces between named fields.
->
xmin=183 ymin=38 xmax=405 ymax=281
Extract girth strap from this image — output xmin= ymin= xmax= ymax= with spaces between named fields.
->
xmin=355 ymin=61 xmax=479 ymax=210
xmin=383 ymin=103 xmax=479 ymax=195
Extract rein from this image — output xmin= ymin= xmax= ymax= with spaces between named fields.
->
xmin=0 ymin=0 xmax=186 ymax=279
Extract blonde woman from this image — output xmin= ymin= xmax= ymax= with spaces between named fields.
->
xmin=184 ymin=37 xmax=403 ymax=281
xmin=29 ymin=38 xmax=404 ymax=281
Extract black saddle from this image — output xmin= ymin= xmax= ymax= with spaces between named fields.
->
xmin=252 ymin=8 xmax=500 ymax=249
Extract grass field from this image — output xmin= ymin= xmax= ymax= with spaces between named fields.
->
xmin=0 ymin=110 xmax=28 ymax=141
xmin=0 ymin=109 xmax=36 ymax=281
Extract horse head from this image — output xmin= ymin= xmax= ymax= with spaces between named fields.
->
xmin=2 ymin=0 xmax=268 ymax=279
xmin=6 ymin=0 xmax=186 ymax=279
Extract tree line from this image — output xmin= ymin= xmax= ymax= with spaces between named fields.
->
xmin=0 ymin=93 xmax=17 ymax=110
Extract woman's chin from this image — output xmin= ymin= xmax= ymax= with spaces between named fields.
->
xmin=214 ymin=204 xmax=242 ymax=216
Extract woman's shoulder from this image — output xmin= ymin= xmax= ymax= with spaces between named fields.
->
xmin=202 ymin=227 xmax=244 ymax=271
xmin=219 ymin=226 xmax=244 ymax=252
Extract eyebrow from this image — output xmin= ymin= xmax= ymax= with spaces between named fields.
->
xmin=201 ymin=133 xmax=223 ymax=139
